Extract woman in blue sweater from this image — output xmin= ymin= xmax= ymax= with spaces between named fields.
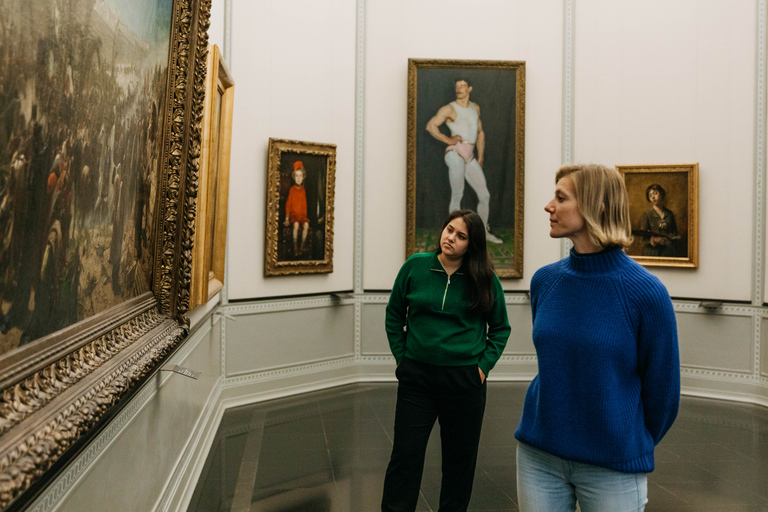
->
xmin=515 ymin=164 xmax=680 ymax=512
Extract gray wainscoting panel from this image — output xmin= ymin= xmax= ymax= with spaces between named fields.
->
xmin=226 ymin=305 xmax=355 ymax=376
xmin=503 ymin=303 xmax=534 ymax=355
xmin=361 ymin=303 xmax=389 ymax=356
xmin=677 ymin=312 xmax=753 ymax=373
xmin=361 ymin=303 xmax=534 ymax=358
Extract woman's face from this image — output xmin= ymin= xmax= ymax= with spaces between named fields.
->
xmin=648 ymin=189 xmax=662 ymax=205
xmin=545 ymin=175 xmax=588 ymax=242
xmin=440 ymin=216 xmax=470 ymax=260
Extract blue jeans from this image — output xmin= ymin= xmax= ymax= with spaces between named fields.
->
xmin=516 ymin=442 xmax=647 ymax=512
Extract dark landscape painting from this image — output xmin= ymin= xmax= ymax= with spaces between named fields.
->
xmin=0 ymin=0 xmax=174 ymax=355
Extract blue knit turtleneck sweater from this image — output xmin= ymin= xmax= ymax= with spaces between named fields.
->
xmin=515 ymin=247 xmax=680 ymax=474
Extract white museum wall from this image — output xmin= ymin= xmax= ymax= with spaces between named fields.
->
xmin=208 ymin=0 xmax=225 ymax=54
xmin=573 ymin=0 xmax=756 ymax=301
xmin=362 ymin=0 xmax=564 ymax=291
xmin=226 ymin=0 xmax=357 ymax=300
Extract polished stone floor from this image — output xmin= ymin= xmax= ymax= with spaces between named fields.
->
xmin=187 ymin=383 xmax=768 ymax=511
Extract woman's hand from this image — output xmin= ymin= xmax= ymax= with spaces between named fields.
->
xmin=478 ymin=367 xmax=486 ymax=384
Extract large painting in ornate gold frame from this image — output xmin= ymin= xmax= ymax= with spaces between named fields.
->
xmin=265 ymin=138 xmax=336 ymax=276
xmin=406 ymin=59 xmax=525 ymax=278
xmin=0 ymin=0 xmax=211 ymax=508
xmin=617 ymin=163 xmax=699 ymax=268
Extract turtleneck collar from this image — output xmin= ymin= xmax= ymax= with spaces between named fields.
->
xmin=565 ymin=245 xmax=630 ymax=275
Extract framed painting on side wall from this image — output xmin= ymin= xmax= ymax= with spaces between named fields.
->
xmin=0 ymin=0 xmax=211 ymax=508
xmin=406 ymin=58 xmax=526 ymax=278
xmin=617 ymin=163 xmax=699 ymax=268
xmin=190 ymin=44 xmax=234 ymax=310
xmin=265 ymin=138 xmax=336 ymax=276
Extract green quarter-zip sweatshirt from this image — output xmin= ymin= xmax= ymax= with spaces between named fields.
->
xmin=385 ymin=252 xmax=511 ymax=376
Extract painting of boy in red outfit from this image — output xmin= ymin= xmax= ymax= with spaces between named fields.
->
xmin=265 ymin=138 xmax=336 ymax=275
xmin=284 ymin=161 xmax=309 ymax=257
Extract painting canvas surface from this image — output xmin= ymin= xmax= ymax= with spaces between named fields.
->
xmin=407 ymin=60 xmax=525 ymax=278
xmin=277 ymin=154 xmax=328 ymax=264
xmin=0 ymin=0 xmax=173 ymax=354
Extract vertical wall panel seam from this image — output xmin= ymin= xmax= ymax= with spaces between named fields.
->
xmin=221 ymin=0 xmax=232 ymax=305
xmin=755 ymin=314 xmax=762 ymax=377
xmin=353 ymin=0 xmax=366 ymax=358
xmin=755 ymin=0 xmax=766 ymax=306
xmin=561 ymin=0 xmax=575 ymax=259
xmin=223 ymin=0 xmax=232 ymax=67
xmin=221 ymin=316 xmax=227 ymax=378
xmin=754 ymin=0 xmax=767 ymax=380
xmin=354 ymin=0 xmax=365 ymax=295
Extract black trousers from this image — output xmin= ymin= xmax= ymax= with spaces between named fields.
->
xmin=381 ymin=357 xmax=487 ymax=512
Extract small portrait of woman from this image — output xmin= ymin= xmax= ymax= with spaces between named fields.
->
xmin=618 ymin=164 xmax=698 ymax=267
xmin=638 ymin=184 xmax=679 ymax=257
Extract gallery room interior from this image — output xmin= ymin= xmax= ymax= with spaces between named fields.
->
xmin=2 ymin=0 xmax=768 ymax=511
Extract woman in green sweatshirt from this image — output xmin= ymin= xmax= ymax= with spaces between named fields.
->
xmin=381 ymin=209 xmax=511 ymax=512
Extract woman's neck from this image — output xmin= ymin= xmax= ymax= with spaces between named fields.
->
xmin=570 ymin=235 xmax=602 ymax=254
xmin=437 ymin=252 xmax=463 ymax=275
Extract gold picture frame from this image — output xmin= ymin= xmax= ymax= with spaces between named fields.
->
xmin=190 ymin=45 xmax=234 ymax=310
xmin=406 ymin=59 xmax=526 ymax=278
xmin=265 ymin=138 xmax=336 ymax=276
xmin=0 ymin=0 xmax=211 ymax=508
xmin=617 ymin=163 xmax=699 ymax=268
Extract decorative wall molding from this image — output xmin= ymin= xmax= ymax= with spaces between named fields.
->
xmin=359 ymin=293 xmax=529 ymax=305
xmin=224 ymin=357 xmax=356 ymax=386
xmin=755 ymin=0 xmax=767 ymax=306
xmin=560 ymin=0 xmax=575 ymax=261
xmin=355 ymin=301 xmax=363 ymax=358
xmin=0 ymin=309 xmax=164 ymax=438
xmin=562 ymin=0 xmax=574 ymax=166
xmin=672 ymin=302 xmax=757 ymax=316
xmin=223 ymin=0 xmax=232 ymax=65
xmin=681 ymin=367 xmax=761 ymax=381
xmin=0 ymin=319 xmax=184 ymax=510
xmin=354 ymin=0 xmax=366 ymax=295
xmin=27 ymin=319 xmax=217 ymax=512
xmin=220 ymin=297 xmax=354 ymax=316
xmin=27 ymin=370 xmax=168 ymax=512
xmin=755 ymin=314 xmax=762 ymax=377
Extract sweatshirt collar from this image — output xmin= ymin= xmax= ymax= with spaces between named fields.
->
xmin=430 ymin=251 xmax=466 ymax=274
xmin=565 ymin=245 xmax=630 ymax=275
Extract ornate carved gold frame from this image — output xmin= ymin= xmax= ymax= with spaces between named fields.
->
xmin=617 ymin=163 xmax=699 ymax=269
xmin=190 ymin=45 xmax=234 ymax=310
xmin=0 ymin=0 xmax=211 ymax=509
xmin=406 ymin=59 xmax=526 ymax=278
xmin=265 ymin=138 xmax=336 ymax=276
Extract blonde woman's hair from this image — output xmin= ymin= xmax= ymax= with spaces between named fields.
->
xmin=556 ymin=164 xmax=633 ymax=250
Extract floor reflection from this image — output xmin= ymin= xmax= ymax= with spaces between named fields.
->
xmin=187 ymin=383 xmax=768 ymax=512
